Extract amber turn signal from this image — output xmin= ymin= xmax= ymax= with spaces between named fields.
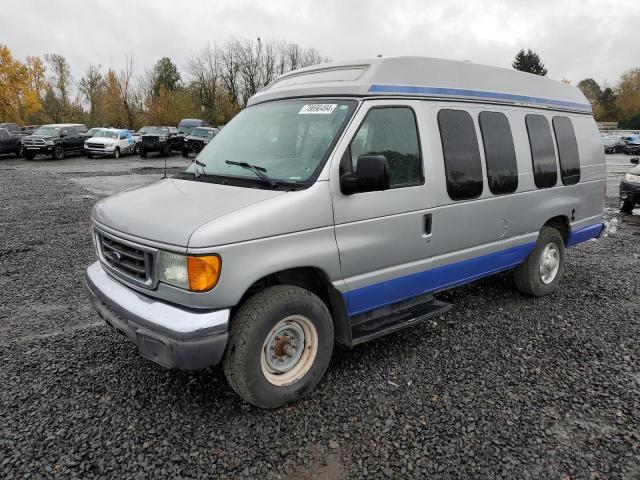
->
xmin=187 ymin=255 xmax=221 ymax=292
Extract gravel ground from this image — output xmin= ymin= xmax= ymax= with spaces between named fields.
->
xmin=1 ymin=158 xmax=639 ymax=479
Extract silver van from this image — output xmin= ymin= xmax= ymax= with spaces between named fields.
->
xmin=85 ymin=57 xmax=606 ymax=408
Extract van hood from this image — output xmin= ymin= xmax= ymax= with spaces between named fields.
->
xmin=91 ymin=178 xmax=286 ymax=247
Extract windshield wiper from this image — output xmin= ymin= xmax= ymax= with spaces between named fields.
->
xmin=225 ymin=160 xmax=277 ymax=188
xmin=192 ymin=159 xmax=206 ymax=178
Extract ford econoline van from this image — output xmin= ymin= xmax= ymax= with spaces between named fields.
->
xmin=85 ymin=57 xmax=606 ymax=408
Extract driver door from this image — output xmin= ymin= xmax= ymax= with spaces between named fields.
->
xmin=330 ymin=100 xmax=434 ymax=316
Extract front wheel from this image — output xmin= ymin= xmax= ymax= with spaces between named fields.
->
xmin=52 ymin=146 xmax=65 ymax=160
xmin=182 ymin=149 xmax=189 ymax=158
xmin=23 ymin=152 xmax=34 ymax=160
xmin=139 ymin=149 xmax=147 ymax=158
xmin=112 ymin=147 xmax=120 ymax=159
xmin=514 ymin=227 xmax=565 ymax=297
xmin=16 ymin=144 xmax=23 ymax=158
xmin=621 ymin=199 xmax=635 ymax=214
xmin=223 ymin=286 xmax=334 ymax=409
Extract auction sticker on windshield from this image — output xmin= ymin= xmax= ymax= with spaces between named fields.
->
xmin=299 ymin=104 xmax=337 ymax=114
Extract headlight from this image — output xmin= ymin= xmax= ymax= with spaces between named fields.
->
xmin=624 ymin=173 xmax=640 ymax=183
xmin=104 ymin=143 xmax=114 ymax=150
xmin=156 ymin=251 xmax=221 ymax=292
xmin=45 ymin=140 xmax=54 ymax=146
xmin=158 ymin=136 xmax=166 ymax=141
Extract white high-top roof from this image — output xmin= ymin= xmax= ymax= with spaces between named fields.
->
xmin=248 ymin=56 xmax=591 ymax=114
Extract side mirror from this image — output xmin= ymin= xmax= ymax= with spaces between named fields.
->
xmin=60 ymin=132 xmax=67 ymax=138
xmin=340 ymin=154 xmax=391 ymax=194
xmin=631 ymin=158 xmax=639 ymax=165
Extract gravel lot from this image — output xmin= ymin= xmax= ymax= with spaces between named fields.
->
xmin=1 ymin=152 xmax=639 ymax=479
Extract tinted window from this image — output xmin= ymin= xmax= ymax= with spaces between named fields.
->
xmin=479 ymin=111 xmax=518 ymax=194
xmin=526 ymin=115 xmax=557 ymax=188
xmin=349 ymin=107 xmax=422 ymax=187
xmin=437 ymin=109 xmax=483 ymax=200
xmin=552 ymin=116 xmax=580 ymax=185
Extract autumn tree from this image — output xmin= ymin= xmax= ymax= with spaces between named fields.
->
xmin=512 ymin=49 xmax=548 ymax=76
xmin=79 ymin=64 xmax=105 ymax=125
xmin=615 ymin=68 xmax=640 ymax=123
xmin=0 ymin=45 xmax=43 ymax=123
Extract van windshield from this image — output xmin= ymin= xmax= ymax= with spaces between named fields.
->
xmin=186 ymin=99 xmax=356 ymax=185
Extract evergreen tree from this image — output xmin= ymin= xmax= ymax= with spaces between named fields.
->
xmin=512 ymin=49 xmax=548 ymax=76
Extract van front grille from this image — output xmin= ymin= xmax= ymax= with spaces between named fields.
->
xmin=95 ymin=229 xmax=156 ymax=288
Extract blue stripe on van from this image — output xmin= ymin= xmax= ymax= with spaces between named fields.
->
xmin=566 ymin=222 xmax=605 ymax=246
xmin=345 ymin=242 xmax=536 ymax=316
xmin=367 ymin=84 xmax=592 ymax=112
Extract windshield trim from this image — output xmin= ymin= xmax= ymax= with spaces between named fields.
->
xmin=182 ymin=97 xmax=359 ymax=191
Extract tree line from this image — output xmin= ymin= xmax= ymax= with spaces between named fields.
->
xmin=0 ymin=37 xmax=328 ymax=129
xmin=513 ymin=49 xmax=640 ymax=129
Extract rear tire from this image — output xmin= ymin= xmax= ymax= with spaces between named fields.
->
xmin=621 ymin=199 xmax=635 ymax=214
xmin=223 ymin=286 xmax=334 ymax=409
xmin=514 ymin=227 xmax=565 ymax=297
xmin=16 ymin=144 xmax=23 ymax=158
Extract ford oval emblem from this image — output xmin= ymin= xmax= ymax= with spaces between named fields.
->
xmin=110 ymin=251 xmax=122 ymax=263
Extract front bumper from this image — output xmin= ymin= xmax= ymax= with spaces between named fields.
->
xmin=620 ymin=180 xmax=640 ymax=202
xmin=24 ymin=146 xmax=53 ymax=154
xmin=624 ymin=145 xmax=640 ymax=154
xmin=84 ymin=261 xmax=229 ymax=370
xmin=84 ymin=147 xmax=114 ymax=156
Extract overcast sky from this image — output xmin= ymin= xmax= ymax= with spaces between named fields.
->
xmin=2 ymin=0 xmax=639 ymax=88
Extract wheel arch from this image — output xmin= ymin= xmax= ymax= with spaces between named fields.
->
xmin=542 ymin=215 xmax=570 ymax=244
xmin=233 ymin=266 xmax=351 ymax=346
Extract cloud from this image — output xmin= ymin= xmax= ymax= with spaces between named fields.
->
xmin=1 ymin=0 xmax=638 ymax=87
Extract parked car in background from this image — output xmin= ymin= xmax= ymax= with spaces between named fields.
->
xmin=0 ymin=128 xmax=23 ymax=156
xmin=20 ymin=125 xmax=39 ymax=135
xmin=182 ymin=126 xmax=219 ymax=157
xmin=21 ymin=124 xmax=88 ymax=160
xmin=0 ymin=123 xmax=27 ymax=156
xmin=178 ymin=118 xmax=209 ymax=136
xmin=139 ymin=126 xmax=177 ymax=157
xmin=601 ymin=134 xmax=624 ymax=154
xmin=620 ymin=157 xmax=640 ymax=213
xmin=84 ymin=128 xmax=138 ymax=158
xmin=622 ymin=134 xmax=640 ymax=155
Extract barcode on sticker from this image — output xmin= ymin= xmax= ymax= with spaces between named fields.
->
xmin=299 ymin=104 xmax=337 ymax=114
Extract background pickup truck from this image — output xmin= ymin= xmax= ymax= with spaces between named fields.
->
xmin=22 ymin=124 xmax=87 ymax=160
xmin=0 ymin=127 xmax=23 ymax=156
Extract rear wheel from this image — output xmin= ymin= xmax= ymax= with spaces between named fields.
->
xmin=514 ymin=227 xmax=565 ymax=297
xmin=621 ymin=199 xmax=635 ymax=214
xmin=16 ymin=144 xmax=23 ymax=158
xmin=223 ymin=286 xmax=334 ymax=408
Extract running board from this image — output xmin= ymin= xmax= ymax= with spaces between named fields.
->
xmin=351 ymin=297 xmax=453 ymax=345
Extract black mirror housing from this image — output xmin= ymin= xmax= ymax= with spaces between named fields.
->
xmin=631 ymin=157 xmax=639 ymax=165
xmin=341 ymin=154 xmax=391 ymax=194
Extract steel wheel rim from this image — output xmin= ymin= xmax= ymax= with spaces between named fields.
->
xmin=260 ymin=315 xmax=318 ymax=387
xmin=539 ymin=243 xmax=560 ymax=284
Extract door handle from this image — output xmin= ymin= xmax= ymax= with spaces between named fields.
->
xmin=423 ymin=214 xmax=432 ymax=241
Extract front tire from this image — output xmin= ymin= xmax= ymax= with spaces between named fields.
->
xmin=52 ymin=145 xmax=65 ymax=160
xmin=113 ymin=147 xmax=120 ymax=159
xmin=514 ymin=227 xmax=565 ymax=297
xmin=182 ymin=149 xmax=189 ymax=158
xmin=223 ymin=286 xmax=334 ymax=409
xmin=621 ymin=199 xmax=635 ymax=214
xmin=139 ymin=149 xmax=147 ymax=158
xmin=23 ymin=152 xmax=34 ymax=160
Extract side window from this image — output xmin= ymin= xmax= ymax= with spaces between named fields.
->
xmin=120 ymin=131 xmax=127 ymax=139
xmin=478 ymin=111 xmax=518 ymax=195
xmin=552 ymin=116 xmax=581 ymax=185
xmin=349 ymin=107 xmax=422 ymax=188
xmin=437 ymin=109 xmax=483 ymax=200
xmin=525 ymin=114 xmax=558 ymax=188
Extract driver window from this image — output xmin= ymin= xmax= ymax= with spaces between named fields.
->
xmin=348 ymin=107 xmax=423 ymax=188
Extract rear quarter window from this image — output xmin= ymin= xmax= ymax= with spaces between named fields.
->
xmin=552 ymin=116 xmax=581 ymax=185
xmin=525 ymin=114 xmax=558 ymax=188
